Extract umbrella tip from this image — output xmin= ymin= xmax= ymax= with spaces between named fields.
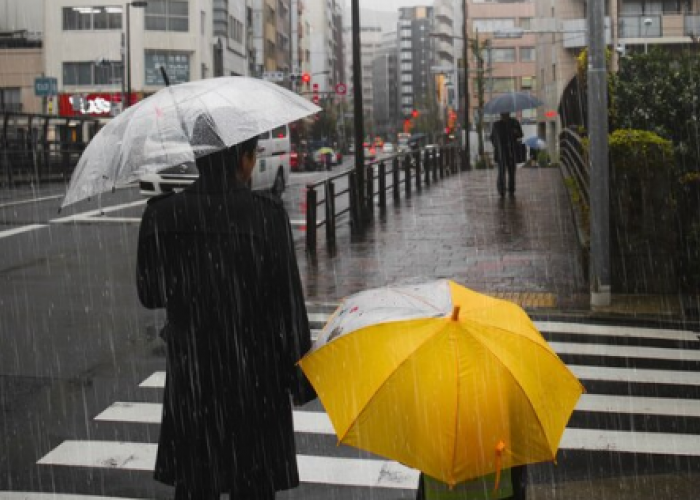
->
xmin=451 ymin=306 xmax=460 ymax=321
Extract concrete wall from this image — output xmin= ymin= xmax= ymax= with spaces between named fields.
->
xmin=0 ymin=47 xmax=44 ymax=114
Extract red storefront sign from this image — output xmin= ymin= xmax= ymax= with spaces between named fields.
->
xmin=59 ymin=92 xmax=139 ymax=117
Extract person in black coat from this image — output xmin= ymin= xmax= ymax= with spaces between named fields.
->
xmin=137 ymin=132 xmax=315 ymax=500
xmin=489 ymin=112 xmax=524 ymax=197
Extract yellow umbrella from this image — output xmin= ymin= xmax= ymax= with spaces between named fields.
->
xmin=299 ymin=279 xmax=584 ymax=487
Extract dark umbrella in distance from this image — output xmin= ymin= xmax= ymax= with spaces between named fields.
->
xmin=484 ymin=92 xmax=543 ymax=115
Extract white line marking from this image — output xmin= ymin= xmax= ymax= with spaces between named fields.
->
xmin=0 ymin=224 xmax=47 ymax=239
xmin=289 ymin=219 xmax=306 ymax=226
xmin=51 ymin=200 xmax=146 ymax=224
xmin=560 ymin=427 xmax=700 ymax=456
xmin=550 ymin=341 xmax=700 ymax=362
xmin=0 ymin=194 xmax=64 ymax=209
xmin=0 ymin=493 xmax=141 ymax=500
xmin=570 ymin=364 xmax=700 ymax=386
xmin=536 ymin=321 xmax=699 ymax=342
xmin=60 ymin=216 xmax=142 ymax=224
xmin=308 ymin=312 xmax=329 ymax=324
xmin=37 ymin=441 xmax=419 ymax=489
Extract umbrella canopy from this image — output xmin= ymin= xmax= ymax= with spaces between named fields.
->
xmin=484 ymin=92 xmax=543 ymax=115
xmin=62 ymin=76 xmax=320 ymax=207
xmin=524 ymin=136 xmax=547 ymax=150
xmin=299 ymin=279 xmax=584 ymax=486
xmin=316 ymin=147 xmax=335 ymax=155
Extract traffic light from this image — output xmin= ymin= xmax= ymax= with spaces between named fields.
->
xmin=411 ymin=109 xmax=419 ymax=118
xmin=301 ymin=72 xmax=311 ymax=84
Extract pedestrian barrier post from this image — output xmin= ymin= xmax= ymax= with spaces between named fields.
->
xmin=325 ymin=180 xmax=336 ymax=247
xmin=378 ymin=160 xmax=387 ymax=209
xmin=366 ymin=165 xmax=374 ymax=217
xmin=414 ymin=150 xmax=422 ymax=191
xmin=392 ymin=157 xmax=400 ymax=202
xmin=424 ymin=150 xmax=431 ymax=186
xmin=306 ymin=186 xmax=317 ymax=253
xmin=349 ymin=171 xmax=360 ymax=233
xmin=404 ymin=153 xmax=412 ymax=197
xmin=432 ymin=150 xmax=438 ymax=182
xmin=439 ymin=147 xmax=445 ymax=179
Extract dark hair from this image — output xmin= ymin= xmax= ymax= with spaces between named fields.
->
xmin=196 ymin=134 xmax=259 ymax=176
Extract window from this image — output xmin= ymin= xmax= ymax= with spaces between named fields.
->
xmin=472 ymin=18 xmax=515 ymax=33
xmin=63 ymin=6 xmax=122 ymax=30
xmin=0 ymin=88 xmax=21 ymax=112
xmin=521 ymin=76 xmax=536 ymax=90
xmin=63 ymin=61 xmax=121 ymax=86
xmin=520 ymin=47 xmax=535 ymax=62
xmin=519 ymin=17 xmax=532 ymax=30
xmin=63 ymin=62 xmax=93 ymax=85
xmin=491 ymin=77 xmax=516 ymax=93
xmin=491 ymin=48 xmax=516 ymax=63
xmin=146 ymin=0 xmax=189 ymax=32
xmin=145 ymin=51 xmax=191 ymax=85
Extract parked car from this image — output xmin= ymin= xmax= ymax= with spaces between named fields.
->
xmin=383 ymin=142 xmax=395 ymax=154
xmin=348 ymin=143 xmax=356 ymax=154
xmin=140 ymin=124 xmax=291 ymax=197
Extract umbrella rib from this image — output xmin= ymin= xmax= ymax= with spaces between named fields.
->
xmin=335 ymin=320 xmax=448 ymax=443
xmin=464 ymin=324 xmax=576 ymax=457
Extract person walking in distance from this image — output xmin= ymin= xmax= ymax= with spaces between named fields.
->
xmin=490 ymin=112 xmax=523 ymax=197
xmin=137 ymin=123 xmax=316 ymax=500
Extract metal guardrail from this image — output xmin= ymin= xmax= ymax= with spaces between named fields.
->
xmin=559 ymin=128 xmax=589 ymax=207
xmin=304 ymin=144 xmax=461 ymax=253
xmin=1 ymin=112 xmax=101 ymax=187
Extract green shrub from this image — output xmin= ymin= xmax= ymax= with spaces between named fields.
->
xmin=609 ymin=129 xmax=674 ymax=170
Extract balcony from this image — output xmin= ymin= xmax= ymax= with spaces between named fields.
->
xmin=619 ymin=14 xmax=700 ymax=42
xmin=561 ymin=17 xmax=612 ymax=49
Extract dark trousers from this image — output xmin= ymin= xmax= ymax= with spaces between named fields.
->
xmin=174 ymin=481 xmax=276 ymax=500
xmin=497 ymin=159 xmax=517 ymax=195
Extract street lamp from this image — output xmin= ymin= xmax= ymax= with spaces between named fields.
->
xmin=643 ymin=17 xmax=653 ymax=54
xmin=126 ymin=1 xmax=148 ymax=108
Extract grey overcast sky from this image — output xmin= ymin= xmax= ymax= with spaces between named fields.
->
xmin=353 ymin=0 xmax=433 ymax=12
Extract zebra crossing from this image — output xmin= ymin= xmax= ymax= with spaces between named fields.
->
xmin=4 ymin=306 xmax=700 ymax=500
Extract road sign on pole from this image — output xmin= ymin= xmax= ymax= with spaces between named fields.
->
xmin=34 ymin=77 xmax=58 ymax=96
xmin=335 ymin=83 xmax=347 ymax=95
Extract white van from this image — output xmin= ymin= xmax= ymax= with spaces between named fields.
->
xmin=139 ymin=124 xmax=291 ymax=197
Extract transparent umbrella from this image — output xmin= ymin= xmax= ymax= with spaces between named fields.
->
xmin=61 ymin=76 xmax=321 ymax=208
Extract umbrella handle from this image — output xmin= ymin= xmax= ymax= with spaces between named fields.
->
xmin=493 ymin=440 xmax=506 ymax=495
xmin=451 ymin=306 xmax=461 ymax=321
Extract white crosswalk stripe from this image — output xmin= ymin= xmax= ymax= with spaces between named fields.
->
xmin=16 ymin=308 xmax=700 ymax=499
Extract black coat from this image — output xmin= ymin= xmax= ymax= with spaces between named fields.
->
xmin=490 ymin=118 xmax=523 ymax=164
xmin=137 ymin=181 xmax=314 ymax=495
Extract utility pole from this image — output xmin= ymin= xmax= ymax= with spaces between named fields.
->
xmin=351 ymin=0 xmax=366 ymax=228
xmin=588 ymin=0 xmax=611 ymax=307
xmin=461 ymin=0 xmax=471 ymax=170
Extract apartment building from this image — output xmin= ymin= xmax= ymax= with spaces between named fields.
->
xmin=307 ymin=0 xmax=342 ymax=96
xmin=536 ymin=0 xmax=700 ymax=149
xmin=212 ymin=0 xmax=253 ymax=77
xmin=251 ymin=0 xmax=290 ymax=75
xmin=44 ymin=0 xmax=214 ymax=118
xmin=0 ymin=0 xmax=44 ymax=114
xmin=372 ymin=31 xmax=398 ymax=138
xmin=397 ymin=6 xmax=434 ymax=120
xmin=466 ymin=0 xmax=536 ymax=127
xmin=343 ymin=8 xmax=396 ymax=133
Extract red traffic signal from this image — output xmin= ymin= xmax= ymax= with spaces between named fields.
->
xmin=301 ymin=72 xmax=311 ymax=84
xmin=411 ymin=109 xmax=419 ymax=118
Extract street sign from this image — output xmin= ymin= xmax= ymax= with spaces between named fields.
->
xmin=263 ymin=71 xmax=285 ymax=83
xmin=335 ymin=83 xmax=347 ymax=95
xmin=34 ymin=77 xmax=58 ymax=96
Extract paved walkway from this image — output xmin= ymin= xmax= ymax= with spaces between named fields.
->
xmin=297 ymin=165 xmax=590 ymax=311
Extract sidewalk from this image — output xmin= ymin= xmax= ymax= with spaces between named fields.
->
xmin=297 ymin=166 xmax=588 ymax=310
xmin=296 ymin=165 xmax=696 ymax=324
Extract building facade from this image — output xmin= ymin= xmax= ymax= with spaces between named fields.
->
xmin=372 ymin=31 xmax=398 ymax=138
xmin=397 ymin=6 xmax=434 ymax=121
xmin=44 ymin=0 xmax=214 ymax=118
xmin=212 ymin=0 xmax=251 ymax=77
xmin=536 ymin=0 xmax=700 ymax=151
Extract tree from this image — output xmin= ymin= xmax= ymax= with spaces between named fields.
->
xmin=612 ymin=47 xmax=700 ymax=170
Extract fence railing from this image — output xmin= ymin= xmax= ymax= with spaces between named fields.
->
xmin=559 ymin=128 xmax=589 ymax=208
xmin=305 ymin=144 xmax=461 ymax=253
xmin=1 ymin=112 xmax=102 ymax=187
